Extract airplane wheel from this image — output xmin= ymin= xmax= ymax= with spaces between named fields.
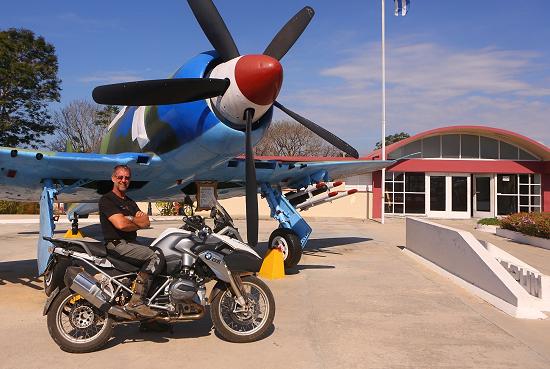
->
xmin=268 ymin=229 xmax=302 ymax=269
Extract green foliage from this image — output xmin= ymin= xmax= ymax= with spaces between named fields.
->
xmin=95 ymin=105 xmax=120 ymax=127
xmin=0 ymin=201 xmax=40 ymax=214
xmin=0 ymin=28 xmax=61 ymax=148
xmin=477 ymin=217 xmax=501 ymax=226
xmin=156 ymin=202 xmax=174 ymax=216
xmin=375 ymin=132 xmax=410 ymax=150
xmin=500 ymin=212 xmax=550 ymax=239
xmin=155 ymin=201 xmax=190 ymax=216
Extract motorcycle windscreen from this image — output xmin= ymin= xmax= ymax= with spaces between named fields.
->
xmin=224 ymin=251 xmax=262 ymax=273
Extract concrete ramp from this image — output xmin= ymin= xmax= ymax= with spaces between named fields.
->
xmin=405 ymin=217 xmax=550 ymax=319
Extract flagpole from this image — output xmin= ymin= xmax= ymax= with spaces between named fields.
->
xmin=381 ymin=0 xmax=386 ymax=224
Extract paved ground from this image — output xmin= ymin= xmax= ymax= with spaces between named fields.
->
xmin=1 ymin=217 xmax=550 ymax=369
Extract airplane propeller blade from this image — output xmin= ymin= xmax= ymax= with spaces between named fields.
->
xmin=187 ymin=0 xmax=240 ymax=62
xmin=273 ymin=101 xmax=359 ymax=158
xmin=244 ymin=108 xmax=259 ymax=247
xmin=92 ymin=78 xmax=230 ymax=106
xmin=263 ymin=6 xmax=315 ymax=61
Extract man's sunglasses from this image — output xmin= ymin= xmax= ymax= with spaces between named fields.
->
xmin=115 ymin=175 xmax=131 ymax=181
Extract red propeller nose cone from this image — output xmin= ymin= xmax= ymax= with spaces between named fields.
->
xmin=235 ymin=55 xmax=283 ymax=106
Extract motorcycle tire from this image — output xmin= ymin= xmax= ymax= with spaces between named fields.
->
xmin=268 ymin=228 xmax=302 ymax=269
xmin=211 ymin=275 xmax=275 ymax=343
xmin=47 ymin=287 xmax=114 ymax=353
xmin=43 ymin=258 xmax=70 ymax=296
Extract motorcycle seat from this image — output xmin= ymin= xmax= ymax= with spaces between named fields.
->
xmin=45 ymin=237 xmax=108 ymax=257
xmin=65 ymin=240 xmax=108 ymax=257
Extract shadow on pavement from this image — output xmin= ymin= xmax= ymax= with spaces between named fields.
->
xmin=285 ymin=264 xmax=335 ymax=275
xmin=105 ymin=318 xmax=214 ymax=348
xmin=0 ymin=259 xmax=43 ymax=290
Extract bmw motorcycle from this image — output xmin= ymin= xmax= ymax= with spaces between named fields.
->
xmin=42 ymin=206 xmax=275 ymax=353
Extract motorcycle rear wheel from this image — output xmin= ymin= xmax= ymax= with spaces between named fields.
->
xmin=47 ymin=287 xmax=114 ymax=353
xmin=211 ymin=275 xmax=275 ymax=343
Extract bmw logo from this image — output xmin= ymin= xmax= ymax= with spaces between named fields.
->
xmin=205 ymin=252 xmax=212 ymax=260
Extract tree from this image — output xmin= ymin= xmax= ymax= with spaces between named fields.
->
xmin=95 ymin=105 xmax=120 ymax=127
xmin=49 ymin=100 xmax=119 ymax=153
xmin=374 ymin=132 xmax=410 ymax=150
xmin=0 ymin=28 xmax=61 ymax=148
xmin=255 ymin=120 xmax=343 ymax=157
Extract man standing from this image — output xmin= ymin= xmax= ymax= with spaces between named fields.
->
xmin=99 ymin=165 xmax=160 ymax=317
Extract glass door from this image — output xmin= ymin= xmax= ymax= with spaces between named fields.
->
xmin=473 ymin=174 xmax=493 ymax=218
xmin=427 ymin=173 xmax=471 ymax=218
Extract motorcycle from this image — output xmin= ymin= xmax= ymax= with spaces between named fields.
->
xmin=42 ymin=205 xmax=275 ymax=353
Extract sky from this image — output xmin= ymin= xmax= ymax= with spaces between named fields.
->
xmin=2 ymin=0 xmax=549 ymax=155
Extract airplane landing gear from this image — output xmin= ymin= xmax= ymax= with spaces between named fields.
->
xmin=268 ymin=228 xmax=302 ymax=269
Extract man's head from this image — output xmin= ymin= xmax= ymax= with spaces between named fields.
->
xmin=112 ymin=165 xmax=131 ymax=194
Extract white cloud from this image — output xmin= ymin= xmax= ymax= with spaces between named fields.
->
xmin=283 ymin=40 xmax=550 ymax=154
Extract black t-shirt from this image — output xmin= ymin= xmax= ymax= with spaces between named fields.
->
xmin=98 ymin=191 xmax=140 ymax=242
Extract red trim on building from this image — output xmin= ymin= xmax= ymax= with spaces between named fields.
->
xmin=543 ymin=162 xmax=550 ymax=213
xmin=372 ymin=171 xmax=382 ymax=219
xmin=388 ymin=159 xmax=546 ymax=174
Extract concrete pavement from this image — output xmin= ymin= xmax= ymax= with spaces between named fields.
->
xmin=1 ymin=217 xmax=549 ymax=369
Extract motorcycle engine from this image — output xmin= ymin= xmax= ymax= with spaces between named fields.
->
xmin=168 ymin=276 xmax=198 ymax=305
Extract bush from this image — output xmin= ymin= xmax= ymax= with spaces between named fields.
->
xmin=477 ymin=217 xmax=501 ymax=226
xmin=0 ymin=201 xmax=40 ymax=214
xmin=500 ymin=212 xmax=550 ymax=239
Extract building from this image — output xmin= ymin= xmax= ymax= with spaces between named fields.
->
xmin=366 ymin=126 xmax=549 ymax=219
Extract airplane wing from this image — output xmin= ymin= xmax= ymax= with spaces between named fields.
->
xmin=1 ymin=146 xmax=392 ymax=202
xmin=196 ymin=156 xmax=394 ymax=198
xmin=0 ymin=147 xmax=162 ymax=202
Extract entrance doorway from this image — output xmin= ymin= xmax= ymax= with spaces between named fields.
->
xmin=473 ymin=174 xmax=494 ymax=218
xmin=426 ymin=173 xmax=470 ymax=218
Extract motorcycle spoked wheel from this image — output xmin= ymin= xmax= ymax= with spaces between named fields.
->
xmin=47 ymin=288 xmax=114 ymax=353
xmin=211 ymin=276 xmax=275 ymax=343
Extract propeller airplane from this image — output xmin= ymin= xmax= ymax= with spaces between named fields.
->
xmin=0 ymin=0 xmax=393 ymax=274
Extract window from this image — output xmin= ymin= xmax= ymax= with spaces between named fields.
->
xmin=422 ymin=136 xmax=440 ymax=158
xmin=442 ymin=135 xmax=460 ymax=158
xmin=451 ymin=177 xmax=468 ymax=211
xmin=460 ymin=135 xmax=479 ymax=158
xmin=386 ymin=135 xmax=540 ymax=161
xmin=519 ymin=149 xmax=537 ymax=160
xmin=500 ymin=141 xmax=518 ymax=160
xmin=480 ymin=137 xmax=499 ymax=159
xmin=430 ymin=176 xmax=446 ymax=211
xmin=403 ymin=141 xmax=422 ymax=158
xmin=497 ymin=174 xmax=541 ymax=215
xmin=385 ymin=172 xmax=425 ymax=214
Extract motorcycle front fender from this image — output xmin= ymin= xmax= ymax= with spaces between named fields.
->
xmin=209 ymin=281 xmax=227 ymax=303
xmin=43 ymin=287 xmax=60 ymax=316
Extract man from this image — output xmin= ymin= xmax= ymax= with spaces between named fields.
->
xmin=98 ymin=165 xmax=160 ymax=318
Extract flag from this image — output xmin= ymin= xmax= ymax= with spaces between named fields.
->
xmin=394 ymin=0 xmax=410 ymax=16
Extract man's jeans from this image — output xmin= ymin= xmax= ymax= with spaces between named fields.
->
xmin=105 ymin=240 xmax=162 ymax=275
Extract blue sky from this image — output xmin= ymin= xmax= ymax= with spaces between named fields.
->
xmin=2 ymin=0 xmax=549 ymax=154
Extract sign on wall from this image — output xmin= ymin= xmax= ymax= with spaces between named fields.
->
xmin=196 ymin=182 xmax=218 ymax=210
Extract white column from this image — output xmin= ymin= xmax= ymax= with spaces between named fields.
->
xmin=381 ymin=0 xmax=387 ymax=224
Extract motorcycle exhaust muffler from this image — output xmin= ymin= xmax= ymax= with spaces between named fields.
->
xmin=64 ymin=266 xmax=111 ymax=311
xmin=63 ymin=266 xmax=134 ymax=320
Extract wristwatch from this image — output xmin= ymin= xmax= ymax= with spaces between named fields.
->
xmin=126 ymin=215 xmax=135 ymax=222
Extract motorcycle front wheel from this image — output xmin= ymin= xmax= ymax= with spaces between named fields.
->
xmin=211 ymin=275 xmax=275 ymax=343
xmin=47 ymin=288 xmax=114 ymax=353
